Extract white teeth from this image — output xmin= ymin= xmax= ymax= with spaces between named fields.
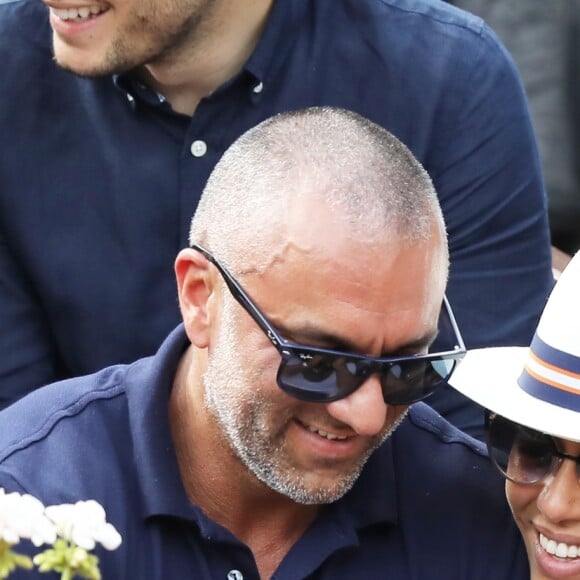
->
xmin=51 ymin=8 xmax=69 ymax=18
xmin=540 ymin=533 xmax=580 ymax=559
xmin=50 ymin=5 xmax=105 ymax=21
xmin=306 ymin=425 xmax=347 ymax=441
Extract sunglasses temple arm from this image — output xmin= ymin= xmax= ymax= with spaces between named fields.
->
xmin=190 ymin=244 xmax=287 ymax=350
xmin=443 ymin=295 xmax=466 ymax=353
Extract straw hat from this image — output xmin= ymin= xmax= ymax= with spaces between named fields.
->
xmin=448 ymin=252 xmax=580 ymax=442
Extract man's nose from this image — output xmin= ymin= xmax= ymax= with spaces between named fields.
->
xmin=324 ymin=374 xmax=388 ymax=436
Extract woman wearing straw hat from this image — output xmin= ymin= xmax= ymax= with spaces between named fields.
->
xmin=449 ymin=252 xmax=580 ymax=579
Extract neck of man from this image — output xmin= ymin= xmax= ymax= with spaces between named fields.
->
xmin=135 ymin=0 xmax=273 ymax=116
xmin=169 ymin=347 xmax=319 ymax=578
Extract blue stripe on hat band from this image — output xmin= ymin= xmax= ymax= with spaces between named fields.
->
xmin=518 ymin=369 xmax=580 ymax=412
xmin=531 ymin=334 xmax=580 ymax=374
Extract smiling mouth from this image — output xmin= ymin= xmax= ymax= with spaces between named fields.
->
xmin=49 ymin=5 xmax=108 ymax=21
xmin=540 ymin=532 xmax=580 ymax=559
xmin=304 ymin=423 xmax=349 ymax=441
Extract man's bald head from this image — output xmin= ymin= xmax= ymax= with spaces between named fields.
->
xmin=189 ymin=107 xmax=447 ymax=272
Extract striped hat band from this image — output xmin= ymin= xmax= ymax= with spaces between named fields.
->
xmin=519 ymin=334 xmax=580 ymax=412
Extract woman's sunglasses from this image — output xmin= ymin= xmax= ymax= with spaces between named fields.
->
xmin=486 ymin=412 xmax=580 ymax=485
xmin=191 ymin=243 xmax=466 ymax=405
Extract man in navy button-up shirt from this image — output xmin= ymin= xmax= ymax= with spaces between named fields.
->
xmin=0 ymin=109 xmax=528 ymax=579
xmin=0 ymin=0 xmax=553 ymax=439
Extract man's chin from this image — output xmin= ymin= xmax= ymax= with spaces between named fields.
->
xmin=52 ymin=54 xmax=94 ymax=78
xmin=52 ymin=42 xmax=126 ymax=78
xmin=253 ymin=459 xmax=367 ymax=506
xmin=279 ymin=472 xmax=360 ymax=505
xmin=53 ymin=60 xmax=101 ymax=78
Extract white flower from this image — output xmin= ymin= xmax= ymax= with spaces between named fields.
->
xmin=45 ymin=499 xmax=122 ymax=551
xmin=0 ymin=488 xmax=56 ymax=546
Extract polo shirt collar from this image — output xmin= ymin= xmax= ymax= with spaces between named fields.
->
xmin=126 ymin=325 xmax=195 ymax=521
xmin=126 ymin=324 xmax=398 ymax=530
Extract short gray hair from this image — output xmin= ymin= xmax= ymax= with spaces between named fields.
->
xmin=189 ymin=107 xmax=446 ymax=270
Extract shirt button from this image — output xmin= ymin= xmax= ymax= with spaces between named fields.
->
xmin=253 ymin=81 xmax=264 ymax=94
xmin=190 ymin=140 xmax=208 ymax=158
xmin=227 ymin=571 xmax=243 ymax=580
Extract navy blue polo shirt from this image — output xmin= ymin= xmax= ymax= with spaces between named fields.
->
xmin=0 ymin=326 xmax=529 ymax=579
xmin=0 ymin=0 xmax=553 ymax=437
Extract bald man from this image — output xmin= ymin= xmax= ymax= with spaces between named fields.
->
xmin=0 ymin=108 xmax=528 ymax=579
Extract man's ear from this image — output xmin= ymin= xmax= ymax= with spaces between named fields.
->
xmin=175 ymin=248 xmax=214 ymax=348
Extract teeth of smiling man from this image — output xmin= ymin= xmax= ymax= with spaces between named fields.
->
xmin=307 ymin=425 xmax=348 ymax=441
xmin=50 ymin=5 xmax=105 ymax=21
xmin=540 ymin=533 xmax=580 ymax=559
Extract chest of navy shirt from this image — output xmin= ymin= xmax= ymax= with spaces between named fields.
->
xmin=0 ymin=326 xmax=529 ymax=579
xmin=0 ymin=0 xmax=553 ymax=436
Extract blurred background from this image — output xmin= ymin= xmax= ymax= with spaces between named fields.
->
xmin=447 ymin=0 xmax=580 ymax=256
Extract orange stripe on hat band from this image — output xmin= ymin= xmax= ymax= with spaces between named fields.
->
xmin=528 ymin=350 xmax=580 ymax=381
xmin=524 ymin=363 xmax=580 ymax=396
xmin=518 ymin=366 xmax=580 ymax=411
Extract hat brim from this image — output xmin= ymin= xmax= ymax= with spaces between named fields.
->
xmin=448 ymin=347 xmax=580 ymax=443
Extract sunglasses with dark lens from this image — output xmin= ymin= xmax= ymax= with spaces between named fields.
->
xmin=191 ymin=243 xmax=466 ymax=405
xmin=486 ymin=412 xmax=580 ymax=485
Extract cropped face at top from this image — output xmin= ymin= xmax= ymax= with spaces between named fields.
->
xmin=45 ymin=0 xmax=220 ymax=77
xmin=191 ymin=244 xmax=465 ymax=406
